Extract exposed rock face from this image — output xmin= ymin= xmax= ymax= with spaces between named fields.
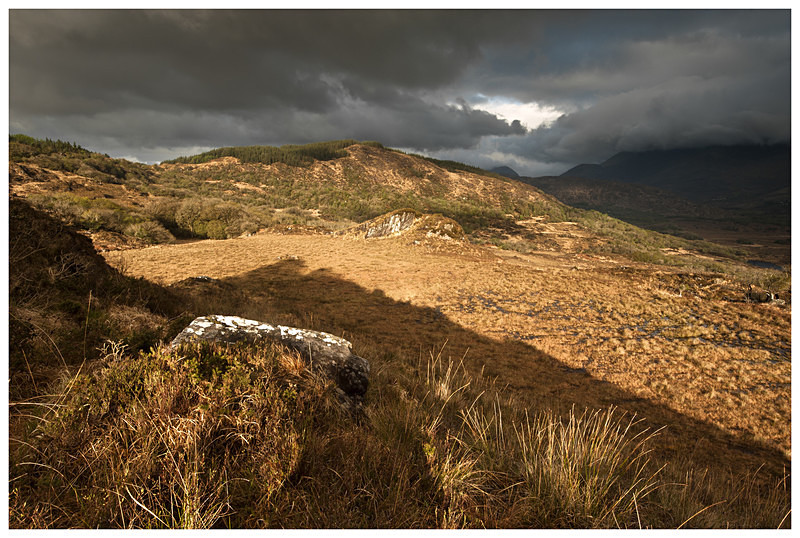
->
xmin=170 ymin=315 xmax=370 ymax=397
xmin=355 ymin=210 xmax=417 ymax=238
xmin=344 ymin=208 xmax=465 ymax=241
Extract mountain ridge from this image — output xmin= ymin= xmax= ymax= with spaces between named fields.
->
xmin=560 ymin=144 xmax=790 ymax=211
xmin=10 ymin=134 xmax=763 ymax=269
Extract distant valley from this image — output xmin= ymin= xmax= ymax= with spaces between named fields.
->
xmin=494 ymin=144 xmax=790 ymax=267
xmin=561 ymin=144 xmax=790 ymax=209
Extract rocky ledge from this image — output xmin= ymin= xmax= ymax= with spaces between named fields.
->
xmin=171 ymin=315 xmax=370 ymax=399
xmin=342 ymin=208 xmax=465 ymax=241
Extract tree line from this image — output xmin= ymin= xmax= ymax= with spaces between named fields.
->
xmin=165 ymin=139 xmax=385 ymax=167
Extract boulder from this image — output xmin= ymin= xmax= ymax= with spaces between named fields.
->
xmin=745 ymin=285 xmax=776 ymax=303
xmin=191 ymin=275 xmax=219 ymax=283
xmin=170 ymin=315 xmax=370 ymax=398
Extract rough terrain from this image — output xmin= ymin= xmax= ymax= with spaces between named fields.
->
xmin=107 ymin=227 xmax=791 ymax=477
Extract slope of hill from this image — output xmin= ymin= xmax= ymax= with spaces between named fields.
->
xmin=561 ymin=144 xmax=790 ymax=215
xmin=505 ymin=144 xmax=791 ymax=265
xmin=10 ymin=135 xmax=761 ymax=273
xmin=159 ymin=141 xmax=560 ymax=229
xmin=519 ymin=175 xmax=727 ymax=221
xmin=520 ymin=173 xmax=791 ymax=266
xmin=7 ymin=197 xmax=184 ymax=400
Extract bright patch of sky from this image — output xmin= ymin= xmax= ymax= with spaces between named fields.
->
xmin=468 ymin=95 xmax=566 ymax=131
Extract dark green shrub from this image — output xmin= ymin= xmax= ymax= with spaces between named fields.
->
xmin=124 ymin=221 xmax=176 ymax=244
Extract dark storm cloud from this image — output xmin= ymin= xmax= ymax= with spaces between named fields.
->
xmin=520 ymin=69 xmax=790 ymax=165
xmin=452 ymin=10 xmax=790 ymax=172
xmin=466 ymin=10 xmax=790 ymax=104
xmin=10 ymin=9 xmax=535 ymax=159
xmin=10 ymin=9 xmax=531 ymax=114
xmin=9 ymin=9 xmax=790 ymax=170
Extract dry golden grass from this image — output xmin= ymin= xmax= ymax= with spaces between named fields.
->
xmin=9 ymin=319 xmax=789 ymax=529
xmin=10 ymin=140 xmax=790 ymax=528
xmin=107 ymin=230 xmax=790 ymax=480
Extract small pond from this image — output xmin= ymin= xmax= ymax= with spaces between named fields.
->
xmin=747 ymin=260 xmax=784 ymax=271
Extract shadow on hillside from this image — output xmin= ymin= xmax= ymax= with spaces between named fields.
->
xmin=202 ymin=257 xmax=788 ymax=479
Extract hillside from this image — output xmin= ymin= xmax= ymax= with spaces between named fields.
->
xmin=7 ymin=136 xmax=792 ymax=529
xmin=505 ymin=145 xmax=791 ymax=266
xmin=519 ymin=175 xmax=727 ymax=220
xmin=11 ymin=136 xmax=561 ymax=235
xmin=514 ymin=175 xmax=791 ymax=260
xmin=7 ymin=198 xmax=186 ymax=401
xmin=10 ymin=135 xmax=767 ymax=273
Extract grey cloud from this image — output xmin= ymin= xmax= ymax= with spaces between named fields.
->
xmin=12 ymin=96 xmax=525 ymax=163
xmin=10 ymin=9 xmax=532 ymax=161
xmin=467 ymin=12 xmax=790 ymax=108
xmin=509 ymin=68 xmax=790 ymax=166
xmin=9 ymin=9 xmax=791 ymax=170
xmin=461 ymin=11 xmax=790 ymax=169
xmin=10 ymin=10 xmax=531 ymax=115
xmin=331 ymin=98 xmax=527 ymax=151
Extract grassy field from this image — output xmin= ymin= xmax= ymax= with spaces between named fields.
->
xmin=9 ymin=208 xmax=791 ymax=530
xmin=105 ymin=231 xmax=791 ymax=465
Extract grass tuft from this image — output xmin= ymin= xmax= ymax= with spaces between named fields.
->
xmin=8 ymin=342 xmax=791 ymax=528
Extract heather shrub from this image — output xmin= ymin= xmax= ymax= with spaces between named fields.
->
xmin=124 ymin=221 xmax=176 ymax=244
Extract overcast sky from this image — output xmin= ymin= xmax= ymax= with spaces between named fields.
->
xmin=8 ymin=9 xmax=791 ymax=176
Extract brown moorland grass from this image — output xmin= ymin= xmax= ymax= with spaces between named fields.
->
xmin=10 ymin=275 xmax=790 ymax=528
xmin=10 ymin=224 xmax=790 ymax=528
xmin=8 ymin=338 xmax=691 ymax=529
xmin=9 ymin=138 xmax=790 ymax=528
xmin=106 ymin=231 xmax=790 ymax=475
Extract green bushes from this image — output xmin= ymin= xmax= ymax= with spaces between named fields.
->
xmin=28 ymin=193 xmax=274 ymax=242
xmin=29 ymin=194 xmax=127 ymax=231
xmin=124 ymin=221 xmax=176 ymax=244
xmin=27 ymin=191 xmax=315 ymax=242
xmin=172 ymin=198 xmax=268 ymax=239
xmin=10 ymin=135 xmax=153 ymax=184
xmin=27 ymin=193 xmax=158 ymax=238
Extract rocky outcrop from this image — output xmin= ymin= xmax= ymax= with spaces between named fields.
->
xmin=351 ymin=209 xmax=418 ymax=238
xmin=343 ymin=208 xmax=465 ymax=241
xmin=170 ymin=315 xmax=370 ymax=398
xmin=745 ymin=285 xmax=778 ymax=304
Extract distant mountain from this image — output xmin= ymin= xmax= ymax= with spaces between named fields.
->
xmin=519 ymin=175 xmax=728 ymax=222
xmin=561 ymin=144 xmax=790 ymax=212
xmin=490 ymin=166 xmax=520 ymax=179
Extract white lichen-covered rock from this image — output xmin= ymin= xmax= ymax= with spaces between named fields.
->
xmin=170 ymin=315 xmax=370 ymax=397
xmin=342 ymin=209 xmax=464 ymax=241
xmin=365 ymin=210 xmax=417 ymax=238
